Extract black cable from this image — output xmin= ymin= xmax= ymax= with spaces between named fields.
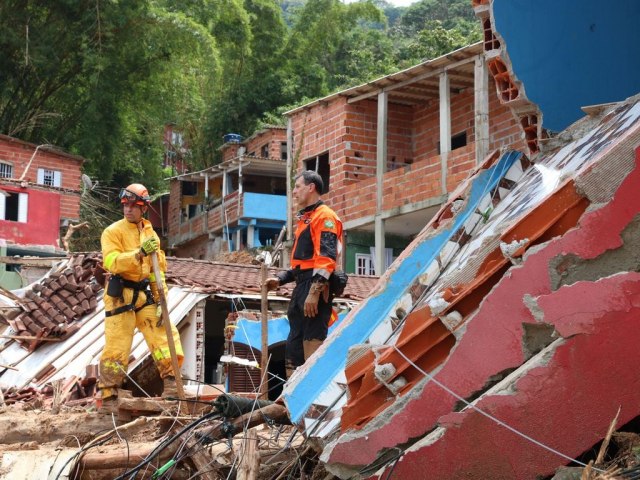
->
xmin=383 ymin=455 xmax=401 ymax=480
xmin=115 ymin=410 xmax=221 ymax=480
xmin=53 ymin=436 xmax=113 ymax=480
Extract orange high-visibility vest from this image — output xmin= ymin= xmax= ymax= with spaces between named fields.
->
xmin=290 ymin=202 xmax=343 ymax=280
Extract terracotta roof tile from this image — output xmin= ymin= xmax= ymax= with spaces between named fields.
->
xmin=165 ymin=257 xmax=378 ymax=301
xmin=0 ymin=253 xmax=378 ymax=353
xmin=1 ymin=254 xmax=103 ymax=350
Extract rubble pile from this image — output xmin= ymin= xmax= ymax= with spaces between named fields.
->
xmin=0 ymin=393 xmax=328 ymax=480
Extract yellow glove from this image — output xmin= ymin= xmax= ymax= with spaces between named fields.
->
xmin=304 ymin=282 xmax=329 ymax=317
xmin=155 ymin=304 xmax=163 ymax=327
xmin=264 ymin=277 xmax=280 ymax=291
xmin=140 ymin=237 xmax=159 ymax=256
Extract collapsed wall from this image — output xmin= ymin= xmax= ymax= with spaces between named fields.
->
xmin=280 ymin=1 xmax=640 ymax=477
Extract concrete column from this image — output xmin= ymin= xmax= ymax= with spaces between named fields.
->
xmin=439 ymin=72 xmax=451 ymax=196
xmin=222 ymin=170 xmax=228 ymax=196
xmin=474 ymin=54 xmax=490 ymax=165
xmin=375 ymin=91 xmax=388 ymax=276
xmin=235 ymin=229 xmax=242 ymax=252
xmin=247 ymin=223 xmax=255 ymax=248
xmin=284 ymin=117 xmax=294 ymax=266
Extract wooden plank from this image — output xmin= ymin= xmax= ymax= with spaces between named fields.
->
xmin=237 ymin=428 xmax=260 ymax=480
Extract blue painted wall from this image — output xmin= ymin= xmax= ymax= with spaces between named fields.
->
xmin=283 ymin=152 xmax=522 ymax=422
xmin=493 ymin=0 xmax=640 ymax=132
xmin=242 ymin=193 xmax=287 ymax=221
xmin=233 ymin=314 xmax=346 ymax=351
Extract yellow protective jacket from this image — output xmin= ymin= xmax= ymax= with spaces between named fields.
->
xmin=101 ymin=218 xmax=167 ymax=302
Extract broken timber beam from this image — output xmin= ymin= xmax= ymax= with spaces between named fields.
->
xmin=198 ymin=403 xmax=291 ymax=442
xmin=80 ymin=441 xmax=180 ymax=470
xmin=184 ymin=438 xmax=220 ymax=480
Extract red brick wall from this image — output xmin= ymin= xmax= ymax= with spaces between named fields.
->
xmin=289 ymin=80 xmax=526 ymax=224
xmin=221 ymin=144 xmax=241 ymax=162
xmin=167 ymin=179 xmax=182 ymax=240
xmin=173 ymin=234 xmax=210 ymax=259
xmin=220 ymin=129 xmax=287 ymax=162
xmin=0 ymin=137 xmax=83 ymax=224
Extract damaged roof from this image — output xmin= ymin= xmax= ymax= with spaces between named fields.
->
xmin=166 ymin=256 xmax=377 ymax=301
xmin=0 ymin=254 xmax=377 ymax=391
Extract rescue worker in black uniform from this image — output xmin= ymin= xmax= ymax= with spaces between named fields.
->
xmin=265 ymin=170 xmax=343 ymax=378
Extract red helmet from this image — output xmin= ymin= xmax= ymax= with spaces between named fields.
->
xmin=119 ymin=183 xmax=150 ymax=206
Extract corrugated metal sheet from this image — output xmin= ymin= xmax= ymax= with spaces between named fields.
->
xmin=0 ymin=287 xmax=208 ymax=389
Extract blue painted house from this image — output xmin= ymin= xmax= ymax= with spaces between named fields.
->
xmin=167 ymin=126 xmax=288 ymax=259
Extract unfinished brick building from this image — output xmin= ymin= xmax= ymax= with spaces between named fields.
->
xmin=167 ymin=127 xmax=288 ymax=259
xmin=285 ymin=42 xmax=525 ymax=275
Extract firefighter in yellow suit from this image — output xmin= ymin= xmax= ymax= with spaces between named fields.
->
xmin=98 ymin=183 xmax=183 ymax=404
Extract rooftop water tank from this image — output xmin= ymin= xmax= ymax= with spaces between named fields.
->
xmin=223 ymin=133 xmax=243 ymax=144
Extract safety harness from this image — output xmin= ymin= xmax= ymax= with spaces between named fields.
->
xmin=105 ymin=277 xmax=156 ymax=317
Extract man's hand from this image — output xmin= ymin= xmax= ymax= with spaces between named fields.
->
xmin=264 ymin=277 xmax=280 ymax=291
xmin=140 ymin=237 xmax=159 ymax=256
xmin=304 ymin=282 xmax=329 ymax=317
xmin=155 ymin=304 xmax=163 ymax=327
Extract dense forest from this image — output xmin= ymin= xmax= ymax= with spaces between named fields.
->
xmin=0 ymin=0 xmax=479 ymax=194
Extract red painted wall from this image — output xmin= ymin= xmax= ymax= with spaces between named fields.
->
xmin=0 ymin=136 xmax=83 ymax=221
xmin=0 ymin=186 xmax=61 ymax=246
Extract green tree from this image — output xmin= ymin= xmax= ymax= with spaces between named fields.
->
xmin=0 ymin=0 xmax=219 ymax=191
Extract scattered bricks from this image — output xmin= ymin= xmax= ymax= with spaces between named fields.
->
xmin=45 ymin=306 xmax=58 ymax=319
xmin=64 ymin=323 xmax=80 ymax=337
xmin=49 ymin=281 xmax=61 ymax=291
xmin=14 ymin=315 xmax=27 ymax=332
xmin=85 ymin=364 xmax=99 ymax=380
xmin=91 ymin=283 xmax=102 ymax=293
xmin=89 ymin=297 xmax=97 ymax=310
xmin=21 ymin=316 xmax=41 ymax=335
xmin=73 ymin=265 xmax=86 ymax=281
xmin=62 ymin=306 xmax=75 ymax=319
xmin=22 ymin=300 xmax=36 ymax=312
xmin=57 ymin=274 xmax=68 ymax=287
xmin=67 ymin=296 xmax=79 ymax=307
xmin=83 ymin=285 xmax=94 ymax=298
xmin=41 ymin=287 xmax=54 ymax=297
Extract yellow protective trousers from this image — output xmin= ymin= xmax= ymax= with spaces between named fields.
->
xmin=99 ymin=287 xmax=183 ymax=398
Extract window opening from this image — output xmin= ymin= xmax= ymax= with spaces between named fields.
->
xmin=303 ymin=152 xmax=330 ymax=193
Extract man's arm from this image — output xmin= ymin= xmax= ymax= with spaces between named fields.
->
xmin=265 ymin=269 xmax=295 ymax=291
xmin=304 ymin=210 xmax=341 ymax=316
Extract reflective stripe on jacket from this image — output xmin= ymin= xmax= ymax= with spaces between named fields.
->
xmin=101 ymin=218 xmax=167 ymax=298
